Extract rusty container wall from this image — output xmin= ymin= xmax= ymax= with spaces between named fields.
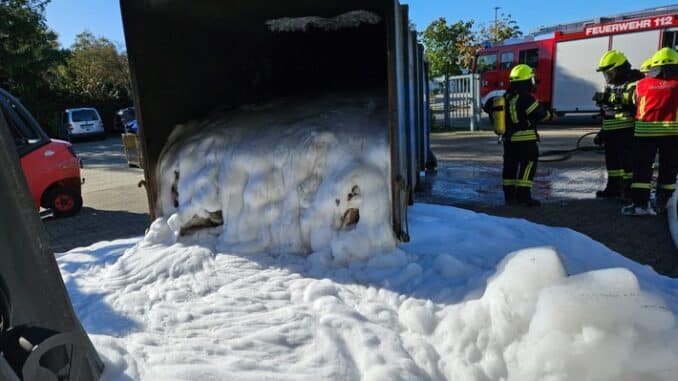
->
xmin=388 ymin=0 xmax=412 ymax=240
xmin=120 ymin=0 xmax=422 ymax=241
xmin=418 ymin=43 xmax=430 ymax=170
xmin=398 ymin=4 xmax=414 ymax=203
xmin=411 ymin=31 xmax=424 ymax=177
xmin=415 ymin=42 xmax=428 ymax=172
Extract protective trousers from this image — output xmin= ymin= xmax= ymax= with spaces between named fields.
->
xmin=631 ymin=135 xmax=678 ymax=205
xmin=502 ymin=140 xmax=538 ymax=202
xmin=602 ymin=128 xmax=634 ymax=193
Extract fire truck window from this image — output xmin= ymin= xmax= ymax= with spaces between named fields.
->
xmin=662 ymin=31 xmax=678 ymax=50
xmin=500 ymin=52 xmax=514 ymax=70
xmin=476 ymin=54 xmax=497 ymax=73
xmin=519 ymin=49 xmax=539 ymax=69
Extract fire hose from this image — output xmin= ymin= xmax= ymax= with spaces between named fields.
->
xmin=539 ymin=131 xmax=603 ymax=162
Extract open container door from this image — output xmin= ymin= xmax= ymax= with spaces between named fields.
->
xmin=417 ymin=43 xmax=430 ymax=171
xmin=0 ymin=108 xmax=103 ymax=379
xmin=120 ymin=0 xmax=417 ymax=242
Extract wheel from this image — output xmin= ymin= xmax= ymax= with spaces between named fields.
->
xmin=44 ymin=187 xmax=82 ymax=217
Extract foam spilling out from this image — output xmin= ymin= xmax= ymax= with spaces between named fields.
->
xmin=155 ymin=92 xmax=395 ymax=263
xmin=60 ymin=230 xmax=678 ymax=380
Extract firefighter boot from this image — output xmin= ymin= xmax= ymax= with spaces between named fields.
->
xmin=596 ymin=177 xmax=622 ymax=198
xmin=503 ymin=186 xmax=517 ymax=205
xmin=653 ymin=190 xmax=673 ymax=215
xmin=517 ymin=187 xmax=541 ymax=207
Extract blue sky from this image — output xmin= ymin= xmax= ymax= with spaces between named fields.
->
xmin=45 ymin=0 xmax=676 ymax=49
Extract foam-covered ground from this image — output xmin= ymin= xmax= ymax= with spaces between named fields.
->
xmin=59 ymin=204 xmax=678 ymax=381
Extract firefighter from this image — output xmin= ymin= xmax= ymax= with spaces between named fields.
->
xmin=640 ymin=58 xmax=653 ymax=75
xmin=592 ymin=50 xmax=644 ymax=199
xmin=623 ymin=47 xmax=678 ymax=216
xmin=499 ymin=64 xmax=553 ymax=207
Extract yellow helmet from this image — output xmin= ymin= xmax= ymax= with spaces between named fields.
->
xmin=509 ymin=64 xmax=534 ymax=82
xmin=650 ymin=47 xmax=678 ymax=67
xmin=640 ymin=58 xmax=653 ymax=73
xmin=596 ymin=50 xmax=627 ymax=72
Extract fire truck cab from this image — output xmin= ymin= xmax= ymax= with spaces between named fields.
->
xmin=475 ymin=39 xmax=554 ymax=108
xmin=475 ymin=6 xmax=678 ymax=115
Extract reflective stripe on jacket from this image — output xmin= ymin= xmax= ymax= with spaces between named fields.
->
xmin=635 ymin=76 xmax=678 ymax=137
xmin=504 ymin=90 xmax=551 ymax=143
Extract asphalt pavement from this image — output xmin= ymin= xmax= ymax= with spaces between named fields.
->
xmin=419 ymin=120 xmax=678 ymax=277
xmin=42 ymin=135 xmax=150 ymax=252
xmin=42 ymin=125 xmax=678 ymax=277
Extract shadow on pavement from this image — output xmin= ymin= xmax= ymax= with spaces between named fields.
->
xmin=43 ymin=207 xmax=150 ymax=253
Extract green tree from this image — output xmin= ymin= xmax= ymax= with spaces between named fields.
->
xmin=478 ymin=12 xmax=522 ymax=45
xmin=421 ymin=17 xmax=476 ymax=78
xmin=0 ymin=0 xmax=64 ymax=128
xmin=58 ymin=31 xmax=131 ymax=101
xmin=55 ymin=31 xmax=132 ymax=131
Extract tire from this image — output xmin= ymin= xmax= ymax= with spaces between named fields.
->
xmin=45 ymin=187 xmax=83 ymax=217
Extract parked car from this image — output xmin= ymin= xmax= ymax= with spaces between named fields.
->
xmin=60 ymin=107 xmax=106 ymax=140
xmin=115 ymin=107 xmax=138 ymax=134
xmin=1 ymin=88 xmax=83 ymax=217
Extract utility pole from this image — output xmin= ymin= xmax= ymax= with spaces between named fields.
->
xmin=493 ymin=6 xmax=500 ymax=43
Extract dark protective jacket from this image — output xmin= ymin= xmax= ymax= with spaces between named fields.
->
xmin=503 ymin=87 xmax=552 ymax=142
xmin=599 ymin=69 xmax=644 ymax=131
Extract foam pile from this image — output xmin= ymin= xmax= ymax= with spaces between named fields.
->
xmin=155 ymin=92 xmax=395 ymax=263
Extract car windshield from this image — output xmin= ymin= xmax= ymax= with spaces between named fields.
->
xmin=72 ymin=110 xmax=99 ymax=122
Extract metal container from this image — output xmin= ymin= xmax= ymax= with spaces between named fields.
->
xmin=120 ymin=0 xmax=429 ymax=241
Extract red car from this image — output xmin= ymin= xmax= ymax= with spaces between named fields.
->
xmin=1 ymin=88 xmax=83 ymax=217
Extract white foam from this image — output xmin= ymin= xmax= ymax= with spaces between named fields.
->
xmin=156 ymin=93 xmax=395 ymax=263
xmin=59 ymin=205 xmax=678 ymax=381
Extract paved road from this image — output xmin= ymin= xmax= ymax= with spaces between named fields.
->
xmin=43 ymin=136 xmax=150 ymax=252
xmin=419 ymin=123 xmax=678 ymax=277
xmin=43 ymin=127 xmax=678 ymax=277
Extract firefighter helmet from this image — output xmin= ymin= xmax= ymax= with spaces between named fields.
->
xmin=650 ymin=47 xmax=678 ymax=67
xmin=640 ymin=58 xmax=653 ymax=73
xmin=509 ymin=64 xmax=534 ymax=82
xmin=596 ymin=50 xmax=627 ymax=72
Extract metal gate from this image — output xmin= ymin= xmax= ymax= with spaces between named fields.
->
xmin=430 ymin=74 xmax=481 ymax=131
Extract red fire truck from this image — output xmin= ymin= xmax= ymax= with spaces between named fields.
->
xmin=474 ymin=6 xmax=678 ymax=114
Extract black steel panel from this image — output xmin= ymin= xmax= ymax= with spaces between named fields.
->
xmin=120 ymin=0 xmax=419 ymax=241
xmin=0 ymin=101 xmax=103 ymax=379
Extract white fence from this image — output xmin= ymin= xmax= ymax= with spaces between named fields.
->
xmin=430 ymin=74 xmax=482 ymax=131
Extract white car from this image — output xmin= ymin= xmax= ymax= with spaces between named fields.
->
xmin=61 ymin=108 xmax=105 ymax=140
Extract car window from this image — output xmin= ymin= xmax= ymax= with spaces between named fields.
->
xmin=519 ymin=49 xmax=539 ymax=69
xmin=72 ymin=110 xmax=100 ymax=122
xmin=8 ymin=100 xmax=39 ymax=141
xmin=0 ymin=96 xmax=37 ymax=144
xmin=476 ymin=54 xmax=497 ymax=73
xmin=500 ymin=52 xmax=514 ymax=70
